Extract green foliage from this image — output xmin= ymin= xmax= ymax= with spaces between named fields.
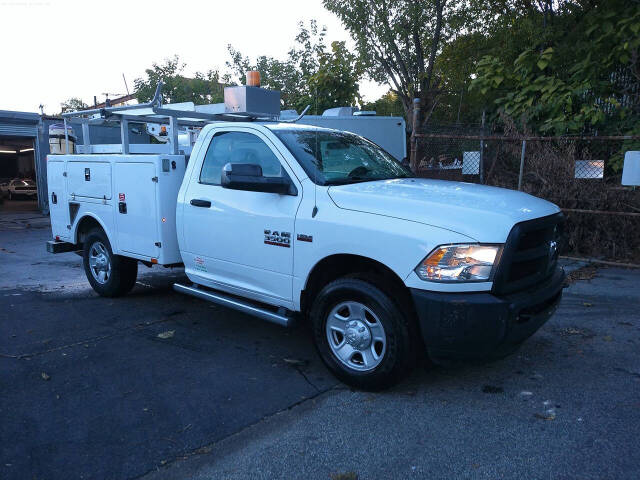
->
xmin=134 ymin=55 xmax=225 ymax=105
xmin=324 ymin=0 xmax=436 ymax=119
xmin=324 ymin=0 xmax=480 ymax=125
xmin=308 ymin=41 xmax=362 ymax=113
xmin=431 ymin=31 xmax=488 ymax=123
xmin=59 ymin=97 xmax=88 ymax=114
xmin=362 ymin=90 xmax=404 ymax=116
xmin=226 ymin=21 xmax=362 ymax=114
xmin=470 ymin=1 xmax=640 ymax=139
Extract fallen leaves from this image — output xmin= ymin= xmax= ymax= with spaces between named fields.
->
xmin=330 ymin=472 xmax=358 ymax=480
xmin=564 ymin=265 xmax=599 ymax=285
xmin=41 ymin=372 xmax=50 ymax=381
xmin=481 ymin=385 xmax=504 ymax=394
xmin=559 ymin=327 xmax=594 ymax=338
xmin=534 ymin=412 xmax=556 ymax=421
xmin=157 ymin=330 xmax=175 ymax=339
xmin=535 ymin=400 xmax=558 ymax=420
xmin=283 ymin=358 xmax=308 ymax=367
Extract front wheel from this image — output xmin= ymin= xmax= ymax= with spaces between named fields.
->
xmin=82 ymin=228 xmax=138 ymax=297
xmin=309 ymin=278 xmax=415 ymax=390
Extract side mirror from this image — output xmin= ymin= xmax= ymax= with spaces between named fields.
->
xmin=221 ymin=163 xmax=297 ymax=195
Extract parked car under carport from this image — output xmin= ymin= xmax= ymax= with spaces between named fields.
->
xmin=1 ymin=179 xmax=37 ymax=200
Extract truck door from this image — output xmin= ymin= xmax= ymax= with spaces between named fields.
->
xmin=182 ymin=128 xmax=301 ymax=307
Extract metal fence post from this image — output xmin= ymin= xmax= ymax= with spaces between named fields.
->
xmin=518 ymin=139 xmax=527 ymax=190
xmin=479 ymin=110 xmax=485 ymax=183
xmin=410 ymin=98 xmax=420 ymax=173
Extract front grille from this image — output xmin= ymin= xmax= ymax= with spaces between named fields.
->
xmin=492 ymin=213 xmax=565 ymax=295
xmin=14 ymin=186 xmax=35 ymax=191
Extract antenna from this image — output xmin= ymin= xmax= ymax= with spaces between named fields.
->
xmin=122 ymin=74 xmax=130 ymax=96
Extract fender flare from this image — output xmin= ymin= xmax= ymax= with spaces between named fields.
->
xmin=73 ymin=213 xmax=116 ymax=250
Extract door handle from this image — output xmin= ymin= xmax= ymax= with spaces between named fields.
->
xmin=190 ymin=198 xmax=211 ymax=208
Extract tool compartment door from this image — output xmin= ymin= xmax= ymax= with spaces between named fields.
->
xmin=47 ymin=160 xmax=70 ymax=239
xmin=114 ymin=162 xmax=159 ymax=258
xmin=67 ymin=161 xmax=112 ymax=199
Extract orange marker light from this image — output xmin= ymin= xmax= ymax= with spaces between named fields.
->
xmin=151 ymin=258 xmax=158 ymax=264
xmin=246 ymin=70 xmax=261 ymax=87
xmin=424 ymin=247 xmax=448 ymax=265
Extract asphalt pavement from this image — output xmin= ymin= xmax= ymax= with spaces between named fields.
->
xmin=1 ymin=212 xmax=639 ymax=480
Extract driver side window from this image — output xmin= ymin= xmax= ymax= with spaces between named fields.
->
xmin=200 ymin=131 xmax=283 ymax=185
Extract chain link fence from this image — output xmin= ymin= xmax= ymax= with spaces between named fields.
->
xmin=412 ymin=126 xmax=640 ymax=263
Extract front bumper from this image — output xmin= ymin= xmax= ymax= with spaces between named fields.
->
xmin=410 ymin=267 xmax=564 ymax=362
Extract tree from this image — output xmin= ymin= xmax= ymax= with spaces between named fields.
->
xmin=134 ymin=55 xmax=225 ymax=105
xmin=470 ymin=0 xmax=640 ymax=137
xmin=361 ymin=90 xmax=404 ymax=116
xmin=323 ymin=0 xmax=477 ymax=168
xmin=226 ymin=21 xmax=362 ymax=114
xmin=308 ymin=41 xmax=362 ymax=113
xmin=59 ymin=97 xmax=88 ymax=114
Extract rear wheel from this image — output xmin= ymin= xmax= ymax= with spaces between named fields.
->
xmin=309 ymin=278 xmax=415 ymax=390
xmin=82 ymin=228 xmax=138 ymax=297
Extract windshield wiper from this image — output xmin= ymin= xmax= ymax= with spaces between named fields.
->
xmin=326 ymin=177 xmax=399 ymax=186
xmin=324 ymin=178 xmax=371 ymax=186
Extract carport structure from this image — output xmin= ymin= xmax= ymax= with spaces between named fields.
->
xmin=0 ymin=110 xmax=151 ymax=215
xmin=0 ymin=111 xmax=43 ymax=212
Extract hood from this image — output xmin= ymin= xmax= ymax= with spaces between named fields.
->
xmin=327 ymin=178 xmax=560 ymax=242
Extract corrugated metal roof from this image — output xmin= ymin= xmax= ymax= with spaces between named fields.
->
xmin=0 ymin=122 xmax=38 ymax=137
xmin=0 ymin=110 xmax=40 ymax=124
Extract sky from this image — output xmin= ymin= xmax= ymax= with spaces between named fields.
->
xmin=0 ymin=0 xmax=388 ymax=114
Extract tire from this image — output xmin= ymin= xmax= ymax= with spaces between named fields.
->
xmin=309 ymin=278 xmax=415 ymax=390
xmin=82 ymin=228 xmax=138 ymax=297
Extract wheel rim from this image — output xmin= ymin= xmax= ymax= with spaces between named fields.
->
xmin=326 ymin=301 xmax=387 ymax=372
xmin=88 ymin=241 xmax=111 ymax=284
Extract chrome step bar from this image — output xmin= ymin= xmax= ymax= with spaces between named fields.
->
xmin=173 ymin=283 xmax=294 ymax=327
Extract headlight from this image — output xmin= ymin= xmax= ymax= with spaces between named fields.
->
xmin=415 ymin=244 xmax=502 ymax=282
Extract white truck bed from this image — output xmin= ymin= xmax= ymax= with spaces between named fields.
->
xmin=47 ymin=154 xmax=186 ymax=265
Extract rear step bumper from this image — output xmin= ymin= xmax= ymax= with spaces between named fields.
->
xmin=46 ymin=240 xmax=77 ymax=254
xmin=173 ymin=283 xmax=295 ymax=327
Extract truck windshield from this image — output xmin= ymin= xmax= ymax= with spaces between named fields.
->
xmin=273 ymin=129 xmax=412 ymax=185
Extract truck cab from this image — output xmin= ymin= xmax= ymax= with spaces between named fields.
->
xmin=48 ymin=94 xmax=565 ymax=390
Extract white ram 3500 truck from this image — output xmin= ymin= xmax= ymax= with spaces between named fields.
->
xmin=47 ymin=120 xmax=565 ymax=390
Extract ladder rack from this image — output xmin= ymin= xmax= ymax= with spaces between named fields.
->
xmin=60 ymin=82 xmax=309 ymax=155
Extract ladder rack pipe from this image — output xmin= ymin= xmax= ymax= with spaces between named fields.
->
xmin=61 ymin=82 xmax=164 ymax=119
